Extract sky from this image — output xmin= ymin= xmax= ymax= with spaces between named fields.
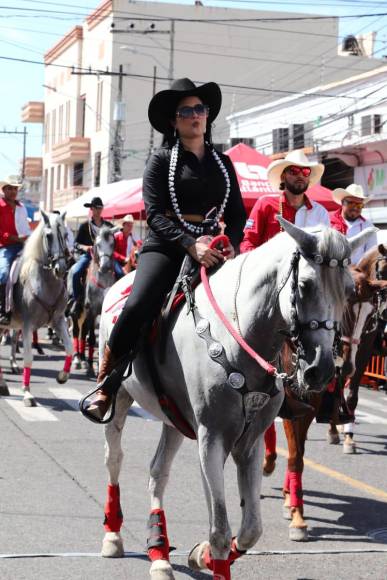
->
xmin=1 ymin=0 xmax=387 ymax=179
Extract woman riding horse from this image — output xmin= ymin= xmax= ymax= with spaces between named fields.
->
xmin=83 ymin=77 xmax=247 ymax=421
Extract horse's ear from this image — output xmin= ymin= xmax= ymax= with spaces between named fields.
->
xmin=378 ymin=243 xmax=387 ymax=256
xmin=348 ymin=227 xmax=377 ymax=253
xmin=40 ymin=209 xmax=50 ymax=227
xmin=110 ymin=226 xmax=120 ymax=234
xmin=60 ymin=211 xmax=67 ymax=222
xmin=277 ymin=215 xmax=317 ymax=254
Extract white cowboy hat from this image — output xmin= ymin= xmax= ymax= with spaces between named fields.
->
xmin=0 ymin=175 xmax=23 ymax=190
xmin=121 ymin=214 xmax=134 ymax=224
xmin=332 ymin=183 xmax=370 ymax=206
xmin=267 ymin=150 xmax=325 ymax=190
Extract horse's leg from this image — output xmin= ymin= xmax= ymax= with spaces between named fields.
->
xmin=282 ymin=411 xmax=315 ymax=542
xmin=86 ymin=318 xmax=96 ymax=378
xmin=72 ymin=316 xmax=81 ymax=369
xmin=147 ymin=424 xmax=184 ymax=580
xmin=327 ymin=419 xmax=340 ymax=444
xmin=21 ymin=326 xmax=36 ymax=407
xmin=9 ymin=329 xmax=20 ymax=374
xmin=53 ymin=317 xmax=73 ymax=384
xmin=0 ymin=332 xmax=10 ymax=395
xmin=101 ymin=386 xmax=133 ymax=559
xmin=263 ymin=422 xmax=277 ymax=476
xmin=189 ymin=429 xmax=232 ymax=580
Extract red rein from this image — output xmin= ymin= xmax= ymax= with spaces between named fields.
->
xmin=200 ymin=235 xmax=277 ymax=376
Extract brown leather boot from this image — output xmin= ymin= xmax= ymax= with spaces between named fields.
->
xmin=85 ymin=344 xmax=117 ymax=420
xmin=278 ymin=387 xmax=315 ymax=420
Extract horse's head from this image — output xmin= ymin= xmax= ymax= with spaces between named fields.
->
xmin=278 ymin=217 xmax=376 ymax=392
xmin=40 ymin=210 xmax=69 ymax=278
xmin=93 ymin=225 xmax=119 ymax=274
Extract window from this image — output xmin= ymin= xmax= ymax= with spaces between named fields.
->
xmin=272 ymin=128 xmax=289 ymax=153
xmin=52 ymin=109 xmax=56 ymax=145
xmin=94 ymin=152 xmax=101 ymax=187
xmin=96 ymin=81 xmax=103 ymax=131
xmin=79 ymin=95 xmax=86 ymax=137
xmin=45 ymin=113 xmax=50 ymax=152
xmin=58 ymin=104 xmax=63 ymax=143
xmin=229 ymin=138 xmax=255 ymax=148
xmin=73 ymin=162 xmax=84 ymax=186
xmin=56 ymin=165 xmax=61 ymax=190
xmin=361 ymin=114 xmax=383 ymax=136
xmin=65 ymin=101 xmax=71 ymax=137
xmin=292 ymin=124 xmax=304 ymax=149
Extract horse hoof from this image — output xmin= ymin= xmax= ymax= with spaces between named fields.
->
xmin=23 ymin=395 xmax=37 ymax=407
xmin=0 ymin=383 xmax=10 ymax=396
xmin=343 ymin=440 xmax=356 ymax=454
xmin=86 ymin=365 xmax=96 ymax=378
xmin=150 ymin=560 xmax=175 ymax=580
xmin=282 ymin=505 xmax=292 ymax=520
xmin=56 ymin=371 xmax=69 ymax=384
xmin=263 ymin=455 xmax=276 ymax=477
xmin=101 ymin=532 xmax=124 ymax=558
xmin=327 ymin=432 xmax=340 ymax=445
xmin=289 ymin=526 xmax=309 ymax=541
xmin=188 ymin=541 xmax=209 ymax=571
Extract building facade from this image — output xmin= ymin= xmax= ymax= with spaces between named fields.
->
xmin=21 ymin=0 xmax=384 ymax=210
xmin=227 ymin=65 xmax=387 ymax=222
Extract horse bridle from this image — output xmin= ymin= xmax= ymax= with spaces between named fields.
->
xmin=42 ymin=225 xmax=68 ymax=271
xmin=278 ymin=249 xmax=347 ymax=368
xmin=362 ymin=252 xmax=387 ymax=335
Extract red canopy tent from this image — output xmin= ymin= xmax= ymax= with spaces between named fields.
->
xmin=101 ymin=143 xmax=339 ymax=218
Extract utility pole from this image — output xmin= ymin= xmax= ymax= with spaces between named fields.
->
xmin=147 ymin=65 xmax=157 ymax=162
xmin=168 ymin=20 xmax=175 ymax=86
xmin=112 ymin=64 xmax=124 ymax=182
xmin=0 ymin=127 xmax=28 ymax=179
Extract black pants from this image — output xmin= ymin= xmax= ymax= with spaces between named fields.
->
xmin=108 ymin=250 xmax=183 ymax=358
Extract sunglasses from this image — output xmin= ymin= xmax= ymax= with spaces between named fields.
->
xmin=176 ymin=104 xmax=209 ymax=119
xmin=344 ymin=200 xmax=364 ymax=209
xmin=285 ymin=165 xmax=312 ymax=177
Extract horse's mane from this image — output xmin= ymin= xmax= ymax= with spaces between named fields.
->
xmin=19 ymin=221 xmax=45 ymax=283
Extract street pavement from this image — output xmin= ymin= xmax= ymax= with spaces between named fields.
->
xmin=0 ymin=340 xmax=387 ymax=580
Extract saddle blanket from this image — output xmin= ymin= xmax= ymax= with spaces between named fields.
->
xmin=6 ymin=256 xmax=22 ymax=312
xmin=103 ymin=270 xmax=136 ymax=322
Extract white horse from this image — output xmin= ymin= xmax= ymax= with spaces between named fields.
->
xmin=93 ymin=219 xmax=371 ymax=580
xmin=0 ymin=211 xmax=73 ymax=405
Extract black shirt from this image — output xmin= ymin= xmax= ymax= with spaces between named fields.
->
xmin=74 ymin=218 xmax=113 ymax=247
xmin=142 ymin=144 xmax=246 ymax=256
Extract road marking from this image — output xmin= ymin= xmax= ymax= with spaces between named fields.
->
xmin=355 ymin=409 xmax=387 ymax=425
xmin=277 ymin=446 xmax=387 ymax=502
xmin=3 ymin=388 xmax=58 ymax=422
xmin=358 ymin=396 xmax=387 ymax=413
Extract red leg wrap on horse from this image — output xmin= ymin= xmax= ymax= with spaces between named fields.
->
xmin=327 ymin=378 xmax=336 ymax=393
xmin=79 ymin=338 xmax=86 ymax=355
xmin=264 ymin=422 xmax=276 ymax=456
xmin=228 ymin=538 xmax=246 ymax=564
xmin=212 ymin=559 xmax=231 ymax=580
xmin=73 ymin=337 xmax=79 ymax=353
xmin=103 ymin=484 xmax=123 ymax=532
xmin=147 ymin=509 xmax=170 ymax=562
xmin=88 ymin=346 xmax=94 ymax=362
xmin=23 ymin=367 xmax=31 ymax=387
xmin=63 ymin=355 xmax=72 ymax=373
xmin=283 ymin=468 xmax=290 ymax=494
xmin=289 ymin=471 xmax=303 ymax=508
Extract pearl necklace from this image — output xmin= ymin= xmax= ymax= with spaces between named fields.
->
xmin=168 ymin=139 xmax=231 ymax=235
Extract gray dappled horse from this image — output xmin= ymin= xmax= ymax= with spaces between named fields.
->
xmin=96 ymin=218 xmax=364 ymax=580
xmin=70 ymin=225 xmax=118 ymax=377
xmin=0 ymin=211 xmax=72 ymax=405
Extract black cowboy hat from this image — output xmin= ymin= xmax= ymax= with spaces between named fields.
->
xmin=148 ymin=77 xmax=222 ymax=134
xmin=84 ymin=196 xmax=104 ymax=209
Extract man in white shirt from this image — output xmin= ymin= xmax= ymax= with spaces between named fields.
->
xmin=330 ymin=184 xmax=377 ymax=265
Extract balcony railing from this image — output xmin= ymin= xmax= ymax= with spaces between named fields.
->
xmin=21 ymin=102 xmax=44 ymax=123
xmin=51 ymin=137 xmax=90 ymax=164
